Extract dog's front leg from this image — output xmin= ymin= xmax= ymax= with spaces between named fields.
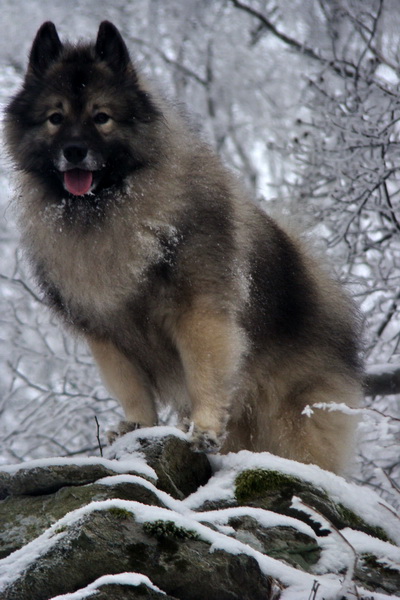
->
xmin=175 ymin=298 xmax=247 ymax=453
xmin=86 ymin=336 xmax=157 ymax=441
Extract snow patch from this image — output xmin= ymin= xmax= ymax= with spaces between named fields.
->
xmin=104 ymin=425 xmax=188 ymax=461
xmin=49 ymin=572 xmax=166 ymax=599
xmin=184 ymin=451 xmax=400 ymax=544
xmin=0 ymin=455 xmax=156 ymax=481
xmin=194 ymin=505 xmax=317 ymax=539
xmin=95 ymin=473 xmax=192 ymax=516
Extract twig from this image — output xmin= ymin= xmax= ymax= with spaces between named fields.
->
xmin=0 ymin=272 xmax=43 ymax=304
xmin=308 ymin=580 xmax=320 ymax=600
xmin=382 ymin=470 xmax=400 ymax=497
xmin=375 ymin=290 xmax=400 ymax=340
xmin=94 ymin=416 xmax=103 ymax=457
xmin=292 ymin=497 xmax=360 ymax=598
xmin=229 ymin=0 xmax=323 ymax=63
xmin=229 ymin=0 xmax=363 ymax=81
xmin=378 ymin=501 xmax=400 ymax=522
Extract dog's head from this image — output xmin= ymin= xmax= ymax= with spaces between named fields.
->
xmin=6 ymin=22 xmax=161 ymax=198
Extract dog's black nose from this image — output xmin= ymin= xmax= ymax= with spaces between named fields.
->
xmin=63 ymin=143 xmax=88 ymax=164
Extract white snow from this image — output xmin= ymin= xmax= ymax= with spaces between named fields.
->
xmin=375 ymin=64 xmax=400 ymax=85
xmin=302 ymin=402 xmax=362 ymax=416
xmin=193 ymin=505 xmax=317 ymax=540
xmin=343 ymin=528 xmax=400 ymax=571
xmin=95 ymin=473 xmax=192 ymax=516
xmin=48 ymin=573 xmax=166 ymax=599
xmin=104 ymin=425 xmax=189 ymax=461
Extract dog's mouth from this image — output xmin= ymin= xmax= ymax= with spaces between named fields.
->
xmin=63 ymin=169 xmax=94 ymax=196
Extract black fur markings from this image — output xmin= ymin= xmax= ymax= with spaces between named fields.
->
xmin=28 ymin=21 xmax=62 ymax=75
xmin=246 ymin=223 xmax=316 ymax=343
xmin=35 ymin=263 xmax=66 ymax=316
xmin=95 ymin=21 xmax=131 ymax=73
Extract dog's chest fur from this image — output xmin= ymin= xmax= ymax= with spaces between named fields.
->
xmin=25 ymin=197 xmax=175 ymax=331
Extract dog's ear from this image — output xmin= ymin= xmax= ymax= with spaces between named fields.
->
xmin=29 ymin=22 xmax=63 ymax=75
xmin=95 ymin=21 xmax=131 ymax=72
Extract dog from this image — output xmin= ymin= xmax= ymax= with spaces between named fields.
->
xmin=5 ymin=21 xmax=363 ymax=473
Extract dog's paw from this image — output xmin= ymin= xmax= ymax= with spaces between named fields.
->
xmin=107 ymin=420 xmax=142 ymax=444
xmin=187 ymin=423 xmax=223 ymax=454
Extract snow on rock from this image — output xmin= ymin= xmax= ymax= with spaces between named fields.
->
xmin=189 ymin=450 xmax=400 ymax=544
xmin=49 ymin=572 xmax=168 ymax=599
xmin=103 ymin=425 xmax=189 ymax=461
xmin=0 ymin=428 xmax=399 ymax=599
xmin=0 ymin=454 xmax=156 ymax=482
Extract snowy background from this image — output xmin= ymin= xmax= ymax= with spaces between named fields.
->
xmin=0 ymin=0 xmax=399 ymax=507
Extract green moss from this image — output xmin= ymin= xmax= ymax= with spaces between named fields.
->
xmin=337 ymin=503 xmax=367 ymax=529
xmin=107 ymin=507 xmax=133 ymax=520
xmin=235 ymin=469 xmax=303 ymax=503
xmin=337 ymin=504 xmax=390 ymax=542
xmin=143 ymin=519 xmax=200 ymax=541
xmin=54 ymin=525 xmax=68 ymax=535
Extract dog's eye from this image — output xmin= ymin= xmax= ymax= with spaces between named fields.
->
xmin=48 ymin=113 xmax=64 ymax=125
xmin=94 ymin=112 xmax=110 ymax=125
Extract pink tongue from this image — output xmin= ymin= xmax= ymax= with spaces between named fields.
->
xmin=64 ymin=169 xmax=93 ymax=196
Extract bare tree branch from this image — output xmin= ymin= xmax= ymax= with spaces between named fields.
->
xmin=0 ymin=273 xmax=42 ymax=304
xmin=229 ymin=0 xmax=324 ymax=63
xmin=364 ymin=364 xmax=400 ymax=397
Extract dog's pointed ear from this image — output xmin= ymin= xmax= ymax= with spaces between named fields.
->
xmin=29 ymin=22 xmax=63 ymax=75
xmin=95 ymin=21 xmax=131 ymax=72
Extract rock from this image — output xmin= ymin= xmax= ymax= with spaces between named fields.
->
xmin=0 ymin=429 xmax=212 ymax=558
xmin=0 ymin=429 xmax=399 ymax=599
xmin=2 ymin=509 xmax=273 ymax=600
xmin=0 ymin=462 xmax=146 ymax=499
xmin=0 ymin=479 xmax=164 ymax=558
xmin=227 ymin=515 xmax=321 ymax=571
xmin=356 ymin=554 xmax=400 ymax=596
xmin=234 ymin=468 xmax=390 ymax=541
xmin=107 ymin=430 xmax=212 ymax=499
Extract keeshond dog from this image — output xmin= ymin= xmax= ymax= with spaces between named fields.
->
xmin=5 ymin=21 xmax=363 ymax=473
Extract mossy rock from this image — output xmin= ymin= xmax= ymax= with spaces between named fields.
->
xmin=235 ymin=469 xmax=302 ymax=504
xmin=228 ymin=515 xmax=321 ymax=572
xmin=1 ymin=508 xmax=273 ymax=600
xmin=143 ymin=520 xmax=200 ymax=541
xmin=107 ymin=507 xmax=135 ymax=520
xmin=335 ymin=503 xmax=389 ymax=542
xmin=355 ymin=554 xmax=400 ymax=595
xmin=0 ymin=463 xmax=154 ymax=499
xmin=234 ymin=469 xmax=389 ymax=540
xmin=132 ymin=435 xmax=212 ymax=499
xmin=0 ymin=479 xmax=164 ymax=558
